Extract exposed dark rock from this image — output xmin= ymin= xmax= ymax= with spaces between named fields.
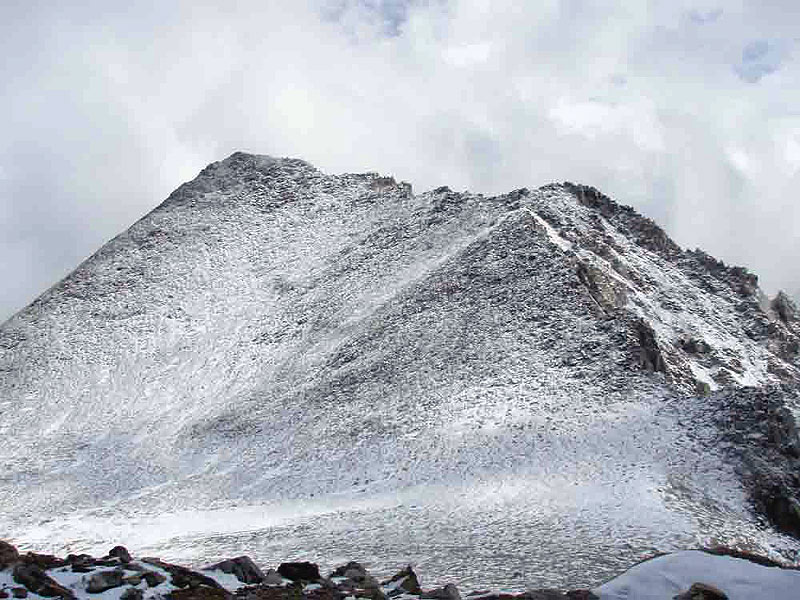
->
xmin=673 ymin=582 xmax=727 ymax=600
xmin=772 ymin=292 xmax=798 ymax=324
xmin=0 ymin=589 xmax=8 ymax=599
xmin=478 ymin=591 xmax=567 ymax=600
xmin=85 ymin=569 xmax=125 ymax=593
xmin=381 ymin=566 xmax=422 ymax=596
xmin=328 ymin=562 xmax=378 ymax=589
xmin=563 ymin=592 xmax=598 ymax=600
xmin=0 ymin=541 xmax=19 ymax=569
xmin=20 ymin=553 xmax=66 ymax=570
xmin=206 ymin=557 xmax=265 ymax=585
xmin=756 ymin=486 xmax=800 ymax=538
xmin=680 ymin=338 xmax=711 ymax=355
xmin=66 ymin=554 xmax=97 ymax=573
xmin=142 ymin=558 xmax=223 ymax=589
xmin=329 ymin=562 xmax=366 ymax=579
xmin=124 ymin=574 xmax=143 ymax=586
xmin=633 ymin=318 xmax=666 ymax=373
xmin=108 ymin=546 xmax=132 ymax=563
xmin=768 ymin=406 xmax=800 ymax=457
xmin=421 ymin=584 xmax=460 ymax=600
xmin=12 ymin=564 xmax=74 ymax=598
xmin=235 ymin=583 xmax=304 ymax=600
xmin=143 ymin=571 xmax=168 ymax=587
xmin=563 ymin=182 xmax=681 ymax=259
xmin=707 ymin=384 xmax=800 ymax=537
xmin=120 ymin=589 xmax=144 ymax=600
xmin=10 ymin=589 xmax=27 ymax=599
xmin=169 ymin=586 xmax=233 ymax=600
xmin=277 ymin=563 xmax=321 ymax=582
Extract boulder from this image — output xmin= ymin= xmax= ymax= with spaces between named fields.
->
xmin=108 ymin=546 xmax=133 ymax=563
xmin=522 ymin=591 xmax=566 ymax=600
xmin=564 ymin=592 xmax=599 ymax=600
xmin=330 ymin=562 xmax=367 ymax=579
xmin=20 ymin=553 xmax=66 ymax=570
xmin=168 ymin=587 xmax=232 ymax=600
xmin=11 ymin=589 xmax=27 ymax=599
xmin=120 ymin=589 xmax=144 ymax=600
xmin=143 ymin=571 xmax=168 ymax=587
xmin=422 ymin=584 xmax=461 ymax=600
xmin=12 ymin=564 xmax=74 ymax=598
xmin=673 ymin=582 xmax=728 ymax=600
xmin=262 ymin=569 xmax=285 ymax=585
xmin=381 ymin=566 xmax=422 ymax=596
xmin=85 ymin=569 xmax=125 ymax=593
xmin=772 ymin=292 xmax=797 ymax=324
xmin=277 ymin=562 xmax=321 ymax=582
xmin=329 ymin=562 xmax=378 ymax=589
xmin=142 ymin=558 xmax=223 ymax=589
xmin=0 ymin=589 xmax=8 ymax=599
xmin=0 ymin=541 xmax=19 ymax=569
xmin=204 ymin=556 xmax=265 ymax=584
xmin=66 ymin=555 xmax=97 ymax=574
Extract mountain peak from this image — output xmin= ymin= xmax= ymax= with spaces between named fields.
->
xmin=2 ymin=155 xmax=800 ymax=589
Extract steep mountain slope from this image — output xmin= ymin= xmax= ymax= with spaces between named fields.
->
xmin=1 ymin=153 xmax=799 ymax=589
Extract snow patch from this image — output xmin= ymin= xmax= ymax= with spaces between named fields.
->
xmin=595 ymin=550 xmax=800 ymax=600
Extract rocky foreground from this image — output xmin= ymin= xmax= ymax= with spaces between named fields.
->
xmin=2 ymin=541 xmax=799 ymax=600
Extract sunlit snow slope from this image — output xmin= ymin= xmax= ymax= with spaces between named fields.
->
xmin=2 ymin=153 xmax=800 ymax=589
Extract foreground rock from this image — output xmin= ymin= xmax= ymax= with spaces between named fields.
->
xmin=1 ymin=541 xmax=799 ymax=600
xmin=205 ymin=557 xmax=265 ymax=585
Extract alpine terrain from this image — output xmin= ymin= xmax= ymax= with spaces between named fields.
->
xmin=2 ymin=153 xmax=800 ymax=592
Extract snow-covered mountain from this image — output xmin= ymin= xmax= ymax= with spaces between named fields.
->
xmin=1 ymin=152 xmax=799 ymax=590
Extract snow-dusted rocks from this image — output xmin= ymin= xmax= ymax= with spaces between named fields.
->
xmin=0 ymin=543 xmax=603 ymax=600
xmin=205 ymin=558 xmax=265 ymax=585
xmin=2 ymin=152 xmax=800 ymax=588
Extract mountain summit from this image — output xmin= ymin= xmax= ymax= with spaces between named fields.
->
xmin=1 ymin=152 xmax=799 ymax=589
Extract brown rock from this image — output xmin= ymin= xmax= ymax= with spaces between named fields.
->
xmin=169 ymin=586 xmax=233 ymax=600
xmin=421 ymin=584 xmax=460 ymax=600
xmin=21 ymin=553 xmax=66 ymax=570
xmin=143 ymin=571 xmax=168 ymax=587
xmin=673 ymin=582 xmax=728 ymax=600
xmin=142 ymin=558 xmax=223 ymax=589
xmin=205 ymin=556 xmax=265 ymax=584
xmin=0 ymin=541 xmax=19 ymax=569
xmin=12 ymin=564 xmax=74 ymax=598
xmin=381 ymin=566 xmax=422 ymax=596
xmin=120 ymin=589 xmax=144 ymax=600
xmin=277 ymin=563 xmax=320 ymax=582
xmin=564 ymin=592 xmax=599 ymax=600
xmin=85 ymin=569 xmax=125 ymax=593
xmin=108 ymin=547 xmax=133 ymax=564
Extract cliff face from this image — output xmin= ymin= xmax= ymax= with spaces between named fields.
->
xmin=1 ymin=152 xmax=798 ymax=589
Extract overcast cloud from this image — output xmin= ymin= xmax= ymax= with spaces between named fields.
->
xmin=1 ymin=0 xmax=799 ymax=322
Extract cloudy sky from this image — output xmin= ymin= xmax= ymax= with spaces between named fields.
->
xmin=1 ymin=1 xmax=798 ymax=322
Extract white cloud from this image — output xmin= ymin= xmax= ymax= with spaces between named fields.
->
xmin=0 ymin=0 xmax=799 ymax=321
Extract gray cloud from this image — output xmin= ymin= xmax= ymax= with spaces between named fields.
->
xmin=1 ymin=0 xmax=799 ymax=322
